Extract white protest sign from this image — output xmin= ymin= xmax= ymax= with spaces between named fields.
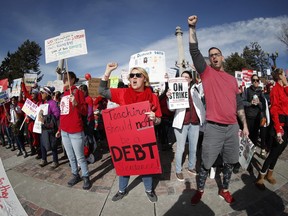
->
xmin=47 ymin=80 xmax=64 ymax=93
xmin=168 ymin=77 xmax=189 ymax=109
xmin=21 ymin=99 xmax=38 ymax=120
xmin=24 ymin=73 xmax=37 ymax=87
xmin=234 ymin=71 xmax=243 ymax=86
xmin=120 ymin=69 xmax=129 ymax=85
xmin=0 ymin=158 xmax=28 ymax=216
xmin=129 ymin=50 xmax=166 ymax=83
xmin=11 ymin=78 xmax=22 ymax=97
xmin=33 ymin=104 xmax=49 ymax=134
xmin=45 ymin=29 xmax=88 ymax=63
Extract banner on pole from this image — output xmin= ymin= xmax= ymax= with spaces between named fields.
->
xmin=102 ymin=101 xmax=162 ymax=176
xmin=45 ymin=29 xmax=88 ymax=63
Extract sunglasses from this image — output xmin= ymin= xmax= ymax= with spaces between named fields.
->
xmin=129 ymin=73 xmax=143 ymax=78
xmin=252 ymin=79 xmax=259 ymax=83
xmin=209 ymin=53 xmax=221 ymax=58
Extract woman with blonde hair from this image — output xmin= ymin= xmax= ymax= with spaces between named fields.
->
xmin=98 ymin=63 xmax=161 ymax=203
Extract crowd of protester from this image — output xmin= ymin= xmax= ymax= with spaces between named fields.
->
xmin=0 ymin=14 xmax=287 ymax=206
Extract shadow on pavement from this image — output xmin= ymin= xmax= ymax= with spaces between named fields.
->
xmin=231 ymin=173 xmax=286 ymax=216
xmin=163 ymin=181 xmax=215 ymax=216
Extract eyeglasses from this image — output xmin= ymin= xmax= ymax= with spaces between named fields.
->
xmin=252 ymin=79 xmax=259 ymax=83
xmin=209 ymin=53 xmax=221 ymax=58
xmin=129 ymin=73 xmax=143 ymax=78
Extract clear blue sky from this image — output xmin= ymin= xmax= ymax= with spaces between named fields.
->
xmin=1 ymin=0 xmax=287 ymax=85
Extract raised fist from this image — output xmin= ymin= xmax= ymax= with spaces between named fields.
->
xmin=188 ymin=15 xmax=198 ymax=26
xmin=106 ymin=62 xmax=118 ymax=74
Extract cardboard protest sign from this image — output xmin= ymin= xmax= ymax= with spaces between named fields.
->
xmin=11 ymin=78 xmax=22 ymax=97
xmin=21 ymin=99 xmax=38 ymax=120
xmin=33 ymin=104 xmax=49 ymax=134
xmin=45 ymin=29 xmax=88 ymax=63
xmin=0 ymin=79 xmax=8 ymax=92
xmin=0 ymin=159 xmax=28 ymax=216
xmin=168 ymin=77 xmax=189 ymax=109
xmin=129 ymin=50 xmax=166 ymax=83
xmin=102 ymin=101 xmax=162 ymax=176
xmin=0 ymin=92 xmax=9 ymax=106
xmin=88 ymin=78 xmax=102 ymax=98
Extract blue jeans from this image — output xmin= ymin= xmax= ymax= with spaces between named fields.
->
xmin=174 ymin=124 xmax=199 ymax=173
xmin=61 ymin=130 xmax=89 ymax=177
xmin=119 ymin=175 xmax=153 ymax=192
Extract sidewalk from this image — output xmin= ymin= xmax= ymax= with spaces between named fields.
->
xmin=1 ymin=143 xmax=288 ymax=216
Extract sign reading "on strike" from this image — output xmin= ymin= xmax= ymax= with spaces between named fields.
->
xmin=102 ymin=101 xmax=162 ymax=176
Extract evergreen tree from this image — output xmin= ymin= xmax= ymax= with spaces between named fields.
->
xmin=0 ymin=40 xmax=43 ymax=83
xmin=224 ymin=52 xmax=249 ymax=76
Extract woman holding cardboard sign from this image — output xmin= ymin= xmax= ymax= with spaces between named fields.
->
xmin=98 ymin=62 xmax=162 ymax=203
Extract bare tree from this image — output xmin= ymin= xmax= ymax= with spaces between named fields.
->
xmin=278 ymin=23 xmax=288 ymax=49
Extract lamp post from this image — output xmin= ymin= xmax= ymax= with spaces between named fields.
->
xmin=267 ymin=51 xmax=278 ymax=70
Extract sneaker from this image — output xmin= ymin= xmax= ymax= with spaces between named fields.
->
xmin=67 ymin=174 xmax=81 ymax=187
xmin=188 ymin=168 xmax=197 ymax=175
xmin=112 ymin=191 xmax=128 ymax=202
xmin=39 ymin=160 xmax=48 ymax=167
xmin=145 ymin=191 xmax=157 ymax=203
xmin=51 ymin=162 xmax=59 ymax=169
xmin=176 ymin=172 xmax=184 ymax=181
xmin=16 ymin=151 xmax=23 ymax=156
xmin=191 ymin=190 xmax=204 ymax=205
xmin=260 ymin=149 xmax=267 ymax=159
xmin=219 ymin=189 xmax=235 ymax=203
xmin=82 ymin=176 xmax=92 ymax=190
xmin=23 ymin=151 xmax=28 ymax=158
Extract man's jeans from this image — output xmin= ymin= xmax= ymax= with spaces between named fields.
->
xmin=174 ymin=124 xmax=199 ymax=173
xmin=61 ymin=130 xmax=89 ymax=177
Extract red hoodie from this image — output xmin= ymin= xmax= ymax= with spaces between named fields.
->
xmin=59 ymin=86 xmax=87 ymax=133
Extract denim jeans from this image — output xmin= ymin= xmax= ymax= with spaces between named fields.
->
xmin=174 ymin=124 xmax=199 ymax=173
xmin=41 ymin=142 xmax=58 ymax=163
xmin=61 ymin=130 xmax=89 ymax=177
xmin=119 ymin=175 xmax=153 ymax=192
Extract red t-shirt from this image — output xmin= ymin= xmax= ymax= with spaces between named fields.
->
xmin=270 ymin=83 xmax=288 ymax=133
xmin=201 ymin=66 xmax=238 ymax=124
xmin=60 ymin=86 xmax=88 ymax=133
